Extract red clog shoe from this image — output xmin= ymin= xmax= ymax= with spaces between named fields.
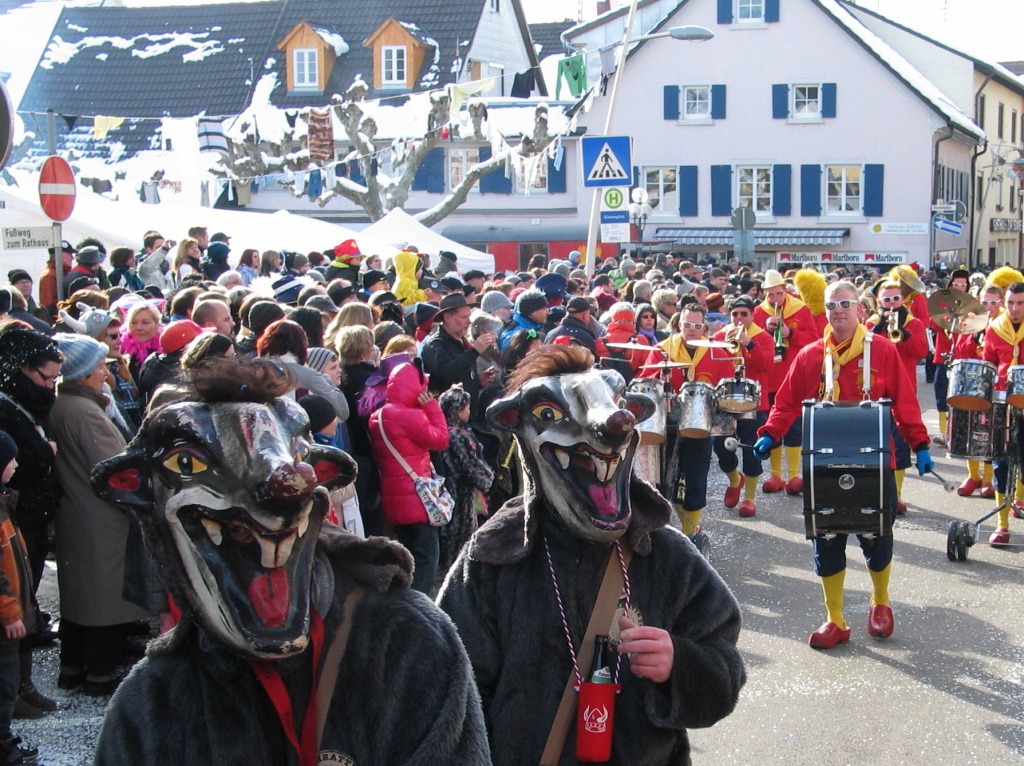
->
xmin=785 ymin=476 xmax=804 ymax=495
xmin=867 ymin=604 xmax=894 ymax=638
xmin=989 ymin=527 xmax=1011 ymax=546
xmin=1011 ymin=500 xmax=1024 ymax=520
xmin=738 ymin=499 xmax=756 ymax=518
xmin=808 ymin=621 xmax=851 ymax=649
xmin=762 ymin=475 xmax=785 ymax=493
xmin=724 ymin=474 xmax=744 ymax=509
xmin=957 ymin=477 xmax=981 ymax=497
xmin=980 ymin=483 xmax=995 ymax=499
xmin=896 ymin=500 xmax=907 ymax=516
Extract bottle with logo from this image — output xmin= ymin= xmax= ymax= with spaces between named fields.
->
xmin=576 ymin=634 xmax=618 ymax=762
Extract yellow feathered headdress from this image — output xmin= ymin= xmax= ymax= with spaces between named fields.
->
xmin=984 ymin=266 xmax=1024 ymax=290
xmin=793 ymin=268 xmax=827 ymax=316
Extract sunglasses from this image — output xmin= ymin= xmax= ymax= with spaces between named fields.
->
xmin=825 ymin=300 xmax=857 ymax=311
xmin=681 ymin=321 xmax=705 ymax=330
xmin=879 ymin=295 xmax=901 ymax=304
xmin=981 ymin=300 xmax=1001 ymax=306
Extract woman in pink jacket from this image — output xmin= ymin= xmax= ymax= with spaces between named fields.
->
xmin=369 ymin=360 xmax=450 ymax=593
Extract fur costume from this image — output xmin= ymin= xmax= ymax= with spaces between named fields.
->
xmin=91 ymin=359 xmax=488 ymax=765
xmin=438 ymin=347 xmax=745 ymax=765
xmin=793 ymin=269 xmax=826 ymax=317
xmin=984 ymin=265 xmax=1024 ymax=291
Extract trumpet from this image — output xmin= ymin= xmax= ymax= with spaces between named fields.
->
xmin=886 ymin=310 xmax=902 ymax=342
xmin=772 ymin=318 xmax=786 ymax=357
xmin=722 ymin=323 xmax=744 ymax=355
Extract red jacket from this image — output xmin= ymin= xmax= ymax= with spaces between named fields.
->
xmin=638 ymin=335 xmax=736 ymax=391
xmin=603 ymin=318 xmax=652 ymax=374
xmin=864 ymin=313 xmax=929 ymax=392
xmin=712 ymin=325 xmax=774 ymax=411
xmin=758 ymin=333 xmax=928 ymax=452
xmin=369 ymin=363 xmax=450 ymax=525
xmin=752 ymin=297 xmax=819 ymax=393
xmin=982 ymin=324 xmax=1023 ymax=392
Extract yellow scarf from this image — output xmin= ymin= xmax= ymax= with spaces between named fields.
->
xmin=820 ymin=323 xmax=867 ymax=401
xmin=759 ymin=294 xmax=807 ymax=321
xmin=659 ymin=334 xmax=708 ymax=382
xmin=989 ymin=311 xmax=1024 ymax=366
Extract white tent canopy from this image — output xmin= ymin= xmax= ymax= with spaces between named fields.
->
xmin=363 ymin=208 xmax=495 ymax=274
xmin=0 ymin=184 xmax=399 ymax=290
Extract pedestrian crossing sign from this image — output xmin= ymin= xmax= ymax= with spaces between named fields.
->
xmin=581 ymin=135 xmax=632 ymax=188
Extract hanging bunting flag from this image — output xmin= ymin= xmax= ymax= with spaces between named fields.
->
xmin=62 ymin=115 xmax=78 ymax=132
xmin=556 ymin=54 xmax=586 ymax=100
xmin=93 ymin=115 xmax=124 ymax=139
xmin=307 ymin=109 xmax=334 ymax=163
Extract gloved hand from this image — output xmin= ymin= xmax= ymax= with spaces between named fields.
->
xmin=916 ymin=448 xmax=934 ymax=477
xmin=753 ymin=436 xmax=774 ymax=461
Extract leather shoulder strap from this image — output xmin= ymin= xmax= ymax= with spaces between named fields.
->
xmin=315 ymin=585 xmax=368 ymax=747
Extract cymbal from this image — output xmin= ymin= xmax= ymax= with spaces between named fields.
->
xmin=686 ymin=338 xmax=733 ymax=349
xmin=639 ymin=361 xmax=692 ymax=370
xmin=927 ymin=288 xmax=987 ymax=333
xmin=606 ymin=341 xmax=656 ymax=352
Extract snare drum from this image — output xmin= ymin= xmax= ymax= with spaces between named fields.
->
xmin=627 ymin=378 xmax=668 ymax=445
xmin=1006 ymin=365 xmax=1024 ymax=408
xmin=677 ymin=382 xmax=715 ymax=438
xmin=947 ymin=359 xmax=996 ymax=411
xmin=801 ymin=399 xmax=893 ymax=539
xmin=715 ymin=377 xmax=761 ymax=414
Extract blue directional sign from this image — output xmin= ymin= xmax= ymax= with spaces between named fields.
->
xmin=600 ymin=211 xmax=629 ymax=224
xmin=933 ymin=216 xmax=964 ymax=236
xmin=581 ymin=136 xmax=632 ymax=188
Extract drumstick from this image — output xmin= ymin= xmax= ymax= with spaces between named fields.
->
xmin=927 ymin=468 xmax=958 ymax=493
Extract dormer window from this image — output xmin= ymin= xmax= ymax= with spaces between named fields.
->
xmin=382 ymin=46 xmax=407 ymax=86
xmin=737 ymin=0 xmax=764 ymax=21
xmin=293 ymin=49 xmax=319 ymax=89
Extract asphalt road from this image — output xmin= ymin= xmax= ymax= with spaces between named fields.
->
xmin=689 ymin=370 xmax=1024 ymax=766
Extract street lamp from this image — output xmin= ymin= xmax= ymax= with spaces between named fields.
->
xmin=582 ymin=11 xmax=714 ymax=276
xmin=628 ymin=187 xmax=653 ymax=261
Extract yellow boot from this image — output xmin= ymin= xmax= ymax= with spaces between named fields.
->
xmin=784 ymin=446 xmax=803 ymax=495
xmin=894 ymin=469 xmax=907 ymax=514
xmin=763 ymin=448 xmax=785 ymax=492
xmin=809 ymin=570 xmax=850 ymax=648
xmin=867 ymin=563 xmax=894 ymax=637
xmin=738 ymin=475 xmax=759 ymax=517
xmin=676 ymin=507 xmax=702 ymax=536
xmin=958 ymin=460 xmax=982 ymax=496
xmin=936 ymin=411 xmax=948 ymax=446
xmin=989 ymin=494 xmax=1011 ymax=546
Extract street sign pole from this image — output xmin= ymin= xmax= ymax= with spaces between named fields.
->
xmin=46 ymin=109 xmax=64 ymax=301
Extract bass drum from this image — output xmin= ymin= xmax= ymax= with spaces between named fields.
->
xmin=802 ymin=400 xmax=893 ymax=539
xmin=627 ymin=378 xmax=668 ymax=445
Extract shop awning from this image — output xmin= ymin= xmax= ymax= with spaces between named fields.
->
xmin=653 ymin=228 xmax=849 ymax=246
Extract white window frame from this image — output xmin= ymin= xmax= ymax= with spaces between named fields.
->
xmin=381 ymin=45 xmax=407 ymax=87
xmin=642 ymin=166 xmax=678 ymax=215
xmin=516 ymin=155 xmax=548 ymax=194
xmin=735 ymin=165 xmax=773 ymax=220
xmin=790 ymin=83 xmax=822 ymax=121
xmin=292 ymin=48 xmax=319 ymax=89
xmin=825 ymin=164 xmax=863 ymax=216
xmin=736 ymin=0 xmax=765 ymax=22
xmin=448 ymin=148 xmax=481 ymax=194
xmin=681 ymin=85 xmax=713 ymax=125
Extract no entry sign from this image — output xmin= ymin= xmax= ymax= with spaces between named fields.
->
xmin=38 ymin=156 xmax=76 ymax=221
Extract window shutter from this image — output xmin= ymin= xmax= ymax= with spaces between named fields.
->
xmin=412 ymin=147 xmax=445 ymax=192
xmin=632 ymin=166 xmax=640 ymax=195
xmin=765 ymin=0 xmax=780 ymax=22
xmin=664 ymin=85 xmax=680 ymax=120
xmin=772 ymin=84 xmax=789 ymax=119
xmin=678 ymin=165 xmax=698 ymax=217
xmin=717 ymin=0 xmax=733 ymax=24
xmin=822 ymin=83 xmax=837 ymax=118
xmin=772 ymin=164 xmax=791 ymax=217
xmin=547 ymin=154 xmax=566 ymax=193
xmin=864 ymin=164 xmax=884 ymax=216
xmin=800 ymin=164 xmax=821 ymax=217
xmin=479 ymin=146 xmax=512 ymax=194
xmin=711 ymin=165 xmax=732 ymax=217
xmin=711 ymin=84 xmax=726 ymax=119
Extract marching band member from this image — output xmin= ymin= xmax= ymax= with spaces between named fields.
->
xmin=711 ymin=296 xmax=773 ymax=517
xmin=981 ymin=277 xmax=1024 ymax=545
xmin=753 ymin=270 xmax=819 ymax=495
xmin=930 ymin=270 xmax=971 ymax=447
xmin=753 ymin=281 xmax=932 ymax=648
xmin=890 ymin=264 xmax=930 ymax=327
xmin=639 ymin=304 xmax=734 ymax=535
xmin=865 ymin=280 xmax=929 ymax=512
xmin=951 ymin=282 xmax=1003 ymax=498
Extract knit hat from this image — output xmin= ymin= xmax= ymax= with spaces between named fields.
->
xmin=516 ymin=272 xmax=533 ymax=283
xmin=207 ymin=242 xmax=231 ymax=263
xmin=329 ymin=240 xmax=362 ymax=264
xmin=463 ymin=270 xmax=485 ymax=282
xmin=246 ymin=300 xmax=286 ymax=336
xmin=568 ymin=250 xmax=582 ymax=264
xmin=0 ymin=429 xmax=17 ymax=475
xmin=706 ymin=293 xmax=725 ymax=312
xmin=306 ymin=346 xmax=338 ymax=374
xmin=305 ymin=295 xmax=339 ymax=314
xmin=59 ymin=302 xmax=116 ymax=340
xmin=554 ymin=262 xmax=571 ymax=278
xmin=0 ymin=328 xmax=61 ymax=391
xmin=76 ymin=246 xmax=105 ymax=265
xmin=362 ymin=269 xmax=388 ymax=291
xmin=480 ymin=290 xmax=513 ymax=314
xmin=438 ymin=250 xmax=457 ymax=263
xmin=273 ymin=274 xmax=304 ymax=305
xmin=54 ymin=333 xmax=107 ymax=381
xmin=738 ymin=279 xmax=757 ymax=295
xmin=440 ymin=276 xmax=464 ymax=294
xmin=535 ymin=272 xmax=568 ymax=299
xmin=7 ymin=270 xmax=31 ymax=286
xmin=160 ymin=319 xmax=203 ymax=354
xmin=299 ymin=395 xmax=337 ymax=434
xmin=514 ymin=288 xmax=547 ymax=317
xmin=620 ymin=258 xmax=636 ymax=274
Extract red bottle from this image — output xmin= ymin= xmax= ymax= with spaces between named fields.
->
xmin=576 ymin=635 xmax=618 ymax=762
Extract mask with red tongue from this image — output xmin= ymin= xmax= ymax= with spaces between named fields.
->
xmin=250 ymin=567 xmax=291 ymax=628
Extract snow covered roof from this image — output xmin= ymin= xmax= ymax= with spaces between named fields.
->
xmin=309 ymin=25 xmax=349 ymax=57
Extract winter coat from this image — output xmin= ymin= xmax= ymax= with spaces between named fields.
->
xmin=498 ymin=312 xmax=545 ymax=351
xmin=545 ymin=315 xmax=608 ymax=358
xmin=137 ymin=249 xmax=175 ymax=293
xmin=49 ymin=382 xmax=151 ymax=627
xmin=392 ymin=251 xmax=428 ymax=306
xmin=237 ymin=264 xmax=259 ymax=286
xmin=0 ymin=385 xmax=60 ymax=529
xmin=200 ymin=254 xmax=230 ymax=282
xmin=137 ymin=351 xmax=183 ymax=404
xmin=438 ymin=477 xmax=746 ymax=766
xmin=368 ymin=363 xmax=449 ymax=526
xmin=436 ymin=424 xmax=493 ymax=575
xmin=271 ymin=353 xmax=350 ymax=422
xmin=421 ymin=327 xmax=483 ymax=418
xmin=95 ymin=530 xmax=490 ymax=766
xmin=0 ymin=488 xmax=38 ymax=642
xmin=110 ymin=266 xmax=144 ymax=291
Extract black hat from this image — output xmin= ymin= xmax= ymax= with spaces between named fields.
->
xmin=7 ymin=270 xmax=31 ymax=285
xmin=48 ymin=240 xmax=76 ymax=257
xmin=67 ymin=275 xmax=100 ymax=294
xmin=362 ymin=269 xmax=388 ymax=291
xmin=369 ymin=291 xmax=399 ymax=307
xmin=246 ymin=300 xmax=285 ymax=336
xmin=305 ymin=295 xmax=339 ymax=314
xmin=463 ymin=269 xmax=486 ymax=282
xmin=419 ymin=277 xmax=444 ymax=293
xmin=566 ymin=296 xmax=592 ymax=314
xmin=729 ymin=295 xmax=756 ymax=312
xmin=514 ymin=288 xmax=548 ymax=317
xmin=298 ymin=395 xmax=337 ymax=434
xmin=432 ymin=292 xmax=473 ymax=322
xmin=0 ymin=429 xmax=17 ymax=474
xmin=76 ymin=246 xmax=104 ymax=265
xmin=210 ymin=232 xmax=231 ymax=243
xmin=440 ymin=276 xmax=464 ymax=294
xmin=439 ymin=250 xmax=457 ymax=263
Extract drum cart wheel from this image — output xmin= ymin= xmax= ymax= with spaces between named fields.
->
xmin=946 ymin=521 xmax=959 ymax=561
xmin=690 ymin=531 xmax=711 ymax=562
xmin=948 ymin=519 xmax=974 ymax=562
